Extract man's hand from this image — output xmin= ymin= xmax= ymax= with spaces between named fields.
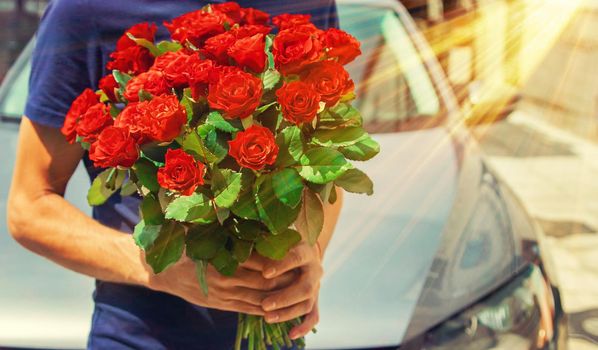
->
xmin=149 ymin=254 xmax=295 ymax=316
xmin=259 ymin=242 xmax=323 ymax=336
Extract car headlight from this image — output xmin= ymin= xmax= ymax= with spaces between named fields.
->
xmin=413 ymin=265 xmax=557 ymax=350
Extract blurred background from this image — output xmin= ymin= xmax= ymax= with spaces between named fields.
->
xmin=0 ymin=0 xmax=597 ymax=349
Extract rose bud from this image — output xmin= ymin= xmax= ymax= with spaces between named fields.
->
xmin=272 ymin=13 xmax=312 ymax=30
xmin=144 ymin=95 xmax=188 ymax=143
xmin=75 ymin=103 xmax=113 ymax=143
xmin=241 ymin=8 xmax=270 ymax=25
xmin=99 ymin=74 xmax=119 ymax=101
xmin=157 ymin=148 xmax=206 ymax=196
xmin=228 ymin=125 xmax=279 ymax=171
xmin=273 ymin=29 xmax=323 ymax=75
xmin=61 ymin=88 xmax=99 ymax=144
xmin=202 ymin=32 xmax=237 ymax=65
xmin=301 ymin=60 xmax=354 ymax=106
xmin=323 ymin=28 xmax=361 ymax=65
xmin=123 ymin=70 xmax=169 ymax=102
xmin=228 ymin=33 xmax=266 ymax=73
xmin=207 ymin=67 xmax=263 ymax=119
xmin=89 ymin=126 xmax=139 ymax=168
xmin=276 ymin=81 xmax=321 ymax=125
xmin=164 ymin=10 xmax=227 ymax=48
xmin=107 ymin=46 xmax=155 ymax=76
xmin=116 ymin=23 xmax=157 ymax=51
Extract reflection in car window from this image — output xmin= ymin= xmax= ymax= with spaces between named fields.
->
xmin=340 ymin=5 xmax=442 ymax=133
xmin=0 ymin=57 xmax=30 ymax=119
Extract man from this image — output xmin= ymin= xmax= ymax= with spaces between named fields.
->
xmin=7 ymin=0 xmax=342 ymax=348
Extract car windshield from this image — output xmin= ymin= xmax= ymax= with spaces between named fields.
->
xmin=341 ymin=4 xmax=443 ymax=133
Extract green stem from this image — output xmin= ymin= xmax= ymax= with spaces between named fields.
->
xmin=235 ymin=314 xmax=243 ymax=350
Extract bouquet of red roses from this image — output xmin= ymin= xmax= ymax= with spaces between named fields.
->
xmin=61 ymin=2 xmax=379 ymax=349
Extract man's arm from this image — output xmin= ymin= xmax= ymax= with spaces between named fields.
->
xmin=7 ymin=118 xmax=292 ymax=315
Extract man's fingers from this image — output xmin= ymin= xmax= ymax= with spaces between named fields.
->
xmin=289 ymin=304 xmax=319 ymax=340
xmin=240 ymin=254 xmax=269 ymax=271
xmin=262 ymin=275 xmax=318 ymax=312
xmin=222 ymin=300 xmax=265 ymax=316
xmin=263 ymin=246 xmax=308 ymax=279
xmin=224 ymin=286 xmax=268 ymax=306
xmin=231 ymin=268 xmax=297 ymax=291
xmin=264 ymin=299 xmax=313 ymax=323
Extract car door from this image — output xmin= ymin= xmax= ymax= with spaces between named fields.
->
xmin=0 ymin=39 xmax=94 ymax=349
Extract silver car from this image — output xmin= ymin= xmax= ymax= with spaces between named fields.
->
xmin=0 ymin=0 xmax=568 ymax=349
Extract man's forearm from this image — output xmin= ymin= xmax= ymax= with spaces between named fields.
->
xmin=8 ymin=190 xmax=151 ymax=287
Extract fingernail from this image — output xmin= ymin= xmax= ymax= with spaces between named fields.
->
xmin=264 ymin=301 xmax=276 ymax=311
xmin=264 ymin=268 xmax=276 ymax=278
xmin=266 ymin=314 xmax=279 ymax=323
xmin=289 ymin=332 xmax=298 ymax=340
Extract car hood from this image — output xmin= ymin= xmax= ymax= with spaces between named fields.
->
xmin=307 ymin=129 xmax=461 ymax=349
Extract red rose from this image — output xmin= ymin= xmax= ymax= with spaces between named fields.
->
xmin=114 ymin=102 xmax=152 ymax=142
xmin=228 ymin=125 xmax=278 ymax=171
xmin=230 ymin=24 xmax=271 ymax=39
xmin=241 ymin=8 xmax=270 ymax=25
xmin=107 ymin=46 xmax=155 ymax=75
xmin=89 ymin=126 xmax=139 ymax=168
xmin=157 ymin=148 xmax=206 ymax=196
xmin=116 ymin=23 xmax=157 ymax=51
xmin=273 ymin=29 xmax=323 ymax=75
xmin=61 ymin=88 xmax=99 ymax=143
xmin=144 ymin=95 xmax=188 ymax=142
xmin=302 ymin=60 xmax=354 ymax=106
xmin=151 ymin=51 xmax=202 ymax=88
xmin=188 ymin=59 xmax=215 ymax=100
xmin=202 ymin=32 xmax=237 ymax=64
xmin=99 ymin=74 xmax=119 ymax=101
xmin=272 ymin=14 xmax=311 ymax=30
xmin=228 ymin=33 xmax=266 ymax=72
xmin=75 ymin=103 xmax=113 ymax=143
xmin=276 ymin=81 xmax=321 ymax=125
xmin=164 ymin=10 xmax=227 ymax=47
xmin=123 ymin=70 xmax=169 ymax=102
xmin=211 ymin=2 xmax=243 ymax=24
xmin=207 ymin=67 xmax=263 ymax=119
xmin=323 ymin=28 xmax=361 ymax=65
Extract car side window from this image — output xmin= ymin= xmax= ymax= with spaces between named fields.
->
xmin=340 ymin=5 xmax=442 ymax=133
xmin=0 ymin=41 xmax=33 ymax=120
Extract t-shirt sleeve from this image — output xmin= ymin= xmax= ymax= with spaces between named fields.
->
xmin=24 ymin=0 xmax=99 ymax=128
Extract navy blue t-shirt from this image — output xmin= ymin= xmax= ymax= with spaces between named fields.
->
xmin=24 ymin=1 xmax=337 ymax=349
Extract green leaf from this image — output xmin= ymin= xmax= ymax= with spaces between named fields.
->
xmin=230 ymin=172 xmax=260 ymax=220
xmin=156 ymin=40 xmax=183 ymax=54
xmin=262 ymin=69 xmax=280 ymax=91
xmin=133 ymin=158 xmax=160 ymax=192
xmin=216 ymin=207 xmax=231 ymax=225
xmin=319 ymin=182 xmax=334 ymax=203
xmin=312 ymin=127 xmax=367 ymax=147
xmin=328 ymin=185 xmax=338 ymax=204
xmin=264 ymin=34 xmax=275 ymax=70
xmin=338 ymin=136 xmax=380 ymax=161
xmin=109 ymin=104 xmax=121 ymax=118
xmin=177 ymin=130 xmax=219 ymax=164
xmin=180 ymin=88 xmax=194 ymax=122
xmin=198 ymin=124 xmax=228 ymax=162
xmin=165 ymin=192 xmax=217 ymax=224
xmin=87 ymin=168 xmax=126 ymax=206
xmin=145 ymin=221 xmax=185 ymax=273
xmin=120 ymin=178 xmax=138 ymax=197
xmin=334 ymin=168 xmax=374 ymax=195
xmin=186 ymin=223 xmax=227 ymax=260
xmin=126 ymin=32 xmax=161 ymax=56
xmin=296 ymin=148 xmax=353 ymax=184
xmin=232 ymin=237 xmax=253 ymax=263
xmin=113 ymin=70 xmax=132 ymax=89
xmin=206 ymin=111 xmax=239 ymax=133
xmin=138 ymin=89 xmax=153 ymax=102
xmin=241 ymin=115 xmax=254 ymax=129
xmin=275 ymin=126 xmax=303 ymax=168
xmin=140 ymin=193 xmax=165 ymax=225
xmin=194 ymin=259 xmax=209 ymax=296
xmin=258 ymin=105 xmax=282 ymax=132
xmin=319 ymin=103 xmax=362 ymax=128
xmin=295 ymin=190 xmax=324 ymax=245
xmin=255 ymin=174 xmax=301 ymax=234
xmin=211 ymin=168 xmax=242 ymax=208
xmin=211 ymin=248 xmax=238 ymax=276
xmin=272 ymin=169 xmax=304 ymax=208
xmin=255 ymin=228 xmax=301 ymax=260
xmin=133 ymin=220 xmax=161 ymax=251
xmin=233 ymin=220 xmax=265 ymax=241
